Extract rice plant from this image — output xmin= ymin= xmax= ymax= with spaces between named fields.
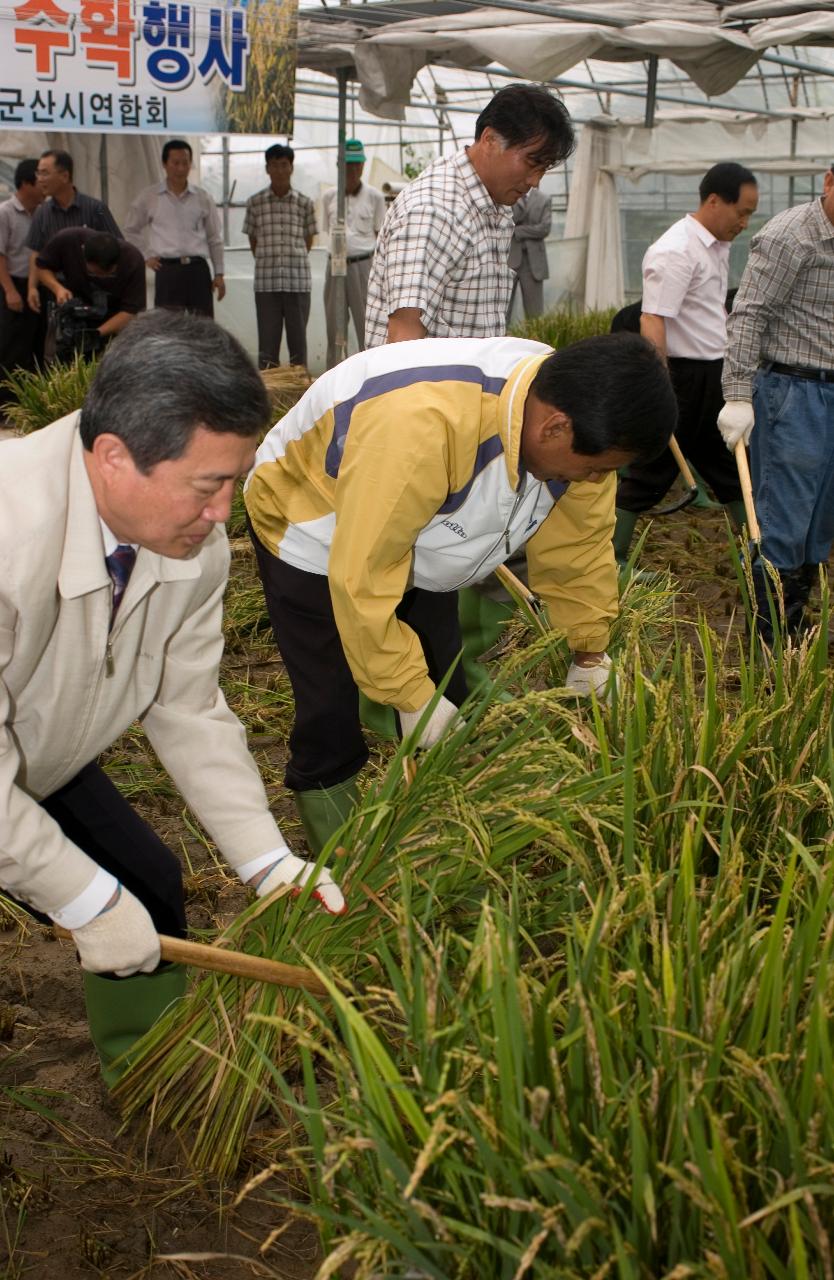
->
xmin=509 ymin=307 xmax=618 ymax=349
xmin=118 ymin=569 xmax=834 ymax=1267
xmin=1 ymin=354 xmax=98 ymax=433
xmin=258 ymin=856 xmax=834 ymax=1278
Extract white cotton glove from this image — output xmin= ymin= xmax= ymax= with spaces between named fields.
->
xmin=717 ymin=400 xmax=755 ymax=450
xmin=565 ymin=653 xmax=615 ymax=703
xmin=254 ymin=850 xmax=346 ymax=915
xmin=398 ymin=694 xmax=463 ymax=749
xmin=71 ymin=885 xmax=161 ymax=977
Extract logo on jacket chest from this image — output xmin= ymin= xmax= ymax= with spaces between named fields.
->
xmin=441 ymin=519 xmax=468 ymax=540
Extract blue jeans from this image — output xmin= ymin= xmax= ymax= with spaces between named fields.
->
xmin=751 ymin=368 xmax=834 ymax=570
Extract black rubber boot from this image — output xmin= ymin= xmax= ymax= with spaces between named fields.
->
xmin=751 ymin=564 xmax=778 ymax=645
xmin=752 ymin=564 xmax=814 ymax=645
xmin=783 ymin=565 xmax=815 ymax=640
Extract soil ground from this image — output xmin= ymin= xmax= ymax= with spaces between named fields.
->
xmin=0 ymin=494 xmax=830 ymax=1279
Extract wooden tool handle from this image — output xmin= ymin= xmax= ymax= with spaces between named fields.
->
xmin=734 ymin=441 xmax=761 ymax=543
xmin=667 ymin=435 xmax=698 ymax=492
xmin=54 ymin=926 xmax=328 ymax=997
xmin=495 ymin=562 xmax=536 ymax=606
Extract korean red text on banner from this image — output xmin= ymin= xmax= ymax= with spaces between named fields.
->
xmin=14 ymin=0 xmax=73 ymax=77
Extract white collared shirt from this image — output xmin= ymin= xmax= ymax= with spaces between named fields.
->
xmin=641 ymin=213 xmax=730 ymax=360
xmin=321 ymin=181 xmax=386 ymax=258
xmin=123 ymin=180 xmax=224 ymax=274
xmin=0 ymin=193 xmax=34 ymax=277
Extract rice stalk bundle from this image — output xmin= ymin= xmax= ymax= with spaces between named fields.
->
xmin=115 ymin=664 xmax=629 ymax=1175
xmin=260 ymin=365 xmax=313 ymax=421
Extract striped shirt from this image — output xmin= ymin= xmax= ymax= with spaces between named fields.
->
xmin=26 ymin=189 xmax=121 ymax=253
xmin=723 ymin=195 xmax=834 ymax=400
xmin=124 ymin=181 xmax=225 ymax=275
xmin=364 ymin=149 xmax=514 ymax=347
xmin=0 ymin=194 xmax=35 ymax=277
xmin=242 ymin=188 xmax=317 ymax=292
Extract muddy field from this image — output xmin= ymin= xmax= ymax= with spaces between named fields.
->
xmin=0 ymin=500 xmax=828 ymax=1279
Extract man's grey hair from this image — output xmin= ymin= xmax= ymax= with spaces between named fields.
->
xmin=79 ymin=310 xmax=270 ymax=472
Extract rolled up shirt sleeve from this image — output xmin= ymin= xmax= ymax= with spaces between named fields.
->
xmin=378 ymin=206 xmax=464 ymax=336
xmin=641 ymin=246 xmax=695 ymax=319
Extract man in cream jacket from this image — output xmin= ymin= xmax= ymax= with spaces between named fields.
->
xmin=0 ymin=310 xmax=343 ymax=1087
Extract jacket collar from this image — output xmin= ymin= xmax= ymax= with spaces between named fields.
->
xmin=58 ymin=417 xmax=201 ymax=600
xmin=497 ymin=351 xmax=551 ymax=489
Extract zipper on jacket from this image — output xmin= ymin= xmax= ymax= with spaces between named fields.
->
xmin=105 ymin=638 xmax=114 ymax=676
xmin=458 ymin=473 xmax=530 ymax=589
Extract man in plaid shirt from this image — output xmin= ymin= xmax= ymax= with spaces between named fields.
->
xmin=363 ymin=85 xmax=575 ymax=728
xmin=365 ymin=83 xmax=574 ymax=347
xmin=243 ymin=144 xmax=317 ymax=368
xmin=718 ymin=164 xmax=834 ymax=643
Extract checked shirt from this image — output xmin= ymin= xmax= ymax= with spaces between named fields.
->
xmin=365 ymin=149 xmax=513 ymax=346
xmin=723 ymin=195 xmax=834 ymax=400
xmin=243 ymin=187 xmax=317 ymax=293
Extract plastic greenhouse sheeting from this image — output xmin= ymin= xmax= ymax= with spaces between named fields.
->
xmin=564 ymin=106 xmax=834 ymax=309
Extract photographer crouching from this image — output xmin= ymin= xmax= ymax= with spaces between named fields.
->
xmin=36 ymin=228 xmax=146 ymax=362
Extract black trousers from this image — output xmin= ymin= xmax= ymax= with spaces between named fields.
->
xmin=616 ymin=356 xmax=742 ymax=512
xmin=0 ymin=275 xmax=44 ymax=404
xmin=13 ymin=761 xmax=187 ymax=940
xmin=249 ymin=524 xmax=468 ymax=791
xmin=154 ymin=258 xmax=214 ymax=318
xmin=254 ymin=290 xmax=309 ymax=368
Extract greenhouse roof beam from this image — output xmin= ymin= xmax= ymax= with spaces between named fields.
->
xmin=760 ymin=50 xmax=834 ymax=79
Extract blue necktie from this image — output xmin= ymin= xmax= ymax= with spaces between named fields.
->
xmin=105 ymin=544 xmax=136 ymax=625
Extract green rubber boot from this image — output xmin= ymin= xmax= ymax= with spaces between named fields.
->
xmin=82 ymin=965 xmax=186 ymax=1090
xmin=724 ymin=499 xmax=747 ymax=535
xmin=295 ymin=775 xmax=360 ymax=855
xmin=458 ymin=586 xmax=513 ymax=693
xmin=358 ymin=691 xmax=398 ymax=742
xmin=613 ymin=508 xmax=639 ymax=566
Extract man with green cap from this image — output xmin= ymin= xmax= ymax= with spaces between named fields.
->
xmin=321 ymin=139 xmax=385 ymax=369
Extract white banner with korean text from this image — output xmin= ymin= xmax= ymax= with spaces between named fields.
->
xmin=0 ymin=0 xmax=297 ymax=134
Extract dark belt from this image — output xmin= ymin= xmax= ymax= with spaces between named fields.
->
xmin=346 ymin=252 xmax=373 ymax=264
xmin=768 ymin=361 xmax=834 ymax=382
xmin=158 ymin=256 xmax=205 ymax=266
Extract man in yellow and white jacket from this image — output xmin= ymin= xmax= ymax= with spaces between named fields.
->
xmin=245 ymin=332 xmax=676 ymax=850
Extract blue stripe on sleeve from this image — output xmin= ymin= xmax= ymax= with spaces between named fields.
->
xmin=324 ymin=364 xmax=507 ymax=479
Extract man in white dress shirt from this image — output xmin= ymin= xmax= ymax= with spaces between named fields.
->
xmin=321 ymin=139 xmax=385 ymax=368
xmin=613 ymin=163 xmax=758 ymax=563
xmin=124 ymin=139 xmax=225 ymax=318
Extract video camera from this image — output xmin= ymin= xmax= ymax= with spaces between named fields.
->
xmin=53 ymin=291 xmax=108 ymax=362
